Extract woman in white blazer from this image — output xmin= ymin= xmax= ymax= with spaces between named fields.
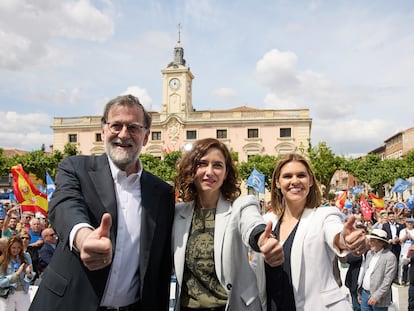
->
xmin=172 ymin=138 xmax=283 ymax=311
xmin=262 ymin=153 xmax=368 ymax=311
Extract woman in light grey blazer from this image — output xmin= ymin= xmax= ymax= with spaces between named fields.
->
xmin=262 ymin=153 xmax=368 ymax=311
xmin=172 ymin=138 xmax=283 ymax=311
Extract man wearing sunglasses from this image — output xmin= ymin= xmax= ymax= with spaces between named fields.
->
xmin=38 ymin=228 xmax=57 ymax=274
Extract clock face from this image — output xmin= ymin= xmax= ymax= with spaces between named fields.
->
xmin=169 ymin=78 xmax=180 ymax=90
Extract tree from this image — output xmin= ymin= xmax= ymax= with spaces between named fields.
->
xmin=308 ymin=142 xmax=343 ymax=197
xmin=140 ymin=151 xmax=182 ymax=183
xmin=0 ymin=148 xmax=9 ymax=177
xmin=343 ymin=154 xmax=398 ymax=196
xmin=63 ymin=143 xmax=80 ymax=157
xmin=140 ymin=153 xmax=162 ymax=174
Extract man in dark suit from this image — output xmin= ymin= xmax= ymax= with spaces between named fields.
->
xmin=30 ymin=95 xmax=175 ymax=311
xmin=343 ymin=253 xmax=363 ymax=311
xmin=381 ymin=210 xmax=405 ymax=282
xmin=340 ymin=223 xmax=369 ymax=311
xmin=38 ymin=227 xmax=57 ymax=273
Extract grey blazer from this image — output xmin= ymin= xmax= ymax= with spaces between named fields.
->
xmin=363 ymin=247 xmax=397 ymax=307
xmin=172 ymin=194 xmax=265 ymax=311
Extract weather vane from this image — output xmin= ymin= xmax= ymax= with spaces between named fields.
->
xmin=178 ymin=23 xmax=181 ymax=43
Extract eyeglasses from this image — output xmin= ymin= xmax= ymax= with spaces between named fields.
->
xmin=105 ymin=121 xmax=147 ymax=136
xmin=21 ymin=237 xmax=30 ymax=240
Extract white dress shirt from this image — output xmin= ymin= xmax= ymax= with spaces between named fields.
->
xmin=362 ymin=249 xmax=383 ymax=291
xmin=69 ymin=157 xmax=142 ymax=307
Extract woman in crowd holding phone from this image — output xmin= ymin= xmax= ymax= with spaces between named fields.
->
xmin=0 ymin=236 xmax=35 ymax=311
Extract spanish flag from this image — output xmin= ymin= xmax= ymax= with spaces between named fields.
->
xmin=335 ymin=190 xmax=348 ymax=210
xmin=11 ymin=164 xmax=48 ymax=217
xmin=368 ymin=193 xmax=385 ymax=210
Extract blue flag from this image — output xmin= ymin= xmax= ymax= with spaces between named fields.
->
xmin=349 ymin=185 xmax=363 ymax=195
xmin=46 ymin=171 xmax=56 ymax=201
xmin=0 ymin=204 xmax=5 ymax=219
xmin=246 ymin=167 xmax=265 ymax=194
xmin=392 ymin=178 xmax=412 ymax=193
xmin=9 ymin=192 xmax=16 ymax=202
xmin=406 ymin=194 xmax=414 ymax=210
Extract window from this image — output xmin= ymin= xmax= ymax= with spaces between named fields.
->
xmin=216 ymin=129 xmax=227 ymax=139
xmin=152 ymin=131 xmax=162 ymax=141
xmin=186 ymin=130 xmax=197 ymax=140
xmin=95 ymin=133 xmax=102 ymax=142
xmin=247 ymin=128 xmax=259 ymax=138
xmin=68 ymin=134 xmax=77 ymax=143
xmin=280 ymin=128 xmax=292 ymax=137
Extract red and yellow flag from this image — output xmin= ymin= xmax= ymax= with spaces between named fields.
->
xmin=11 ymin=164 xmax=48 ymax=217
xmin=368 ymin=193 xmax=385 ymax=210
xmin=335 ymin=190 xmax=348 ymax=210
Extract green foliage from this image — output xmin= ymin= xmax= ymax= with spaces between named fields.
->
xmin=308 ymin=142 xmax=343 ymax=197
xmin=140 ymin=151 xmax=182 ymax=183
xmin=0 ymin=148 xmax=8 ymax=176
xmin=343 ymin=153 xmax=414 ymax=196
xmin=1 ymin=143 xmax=413 ymax=196
xmin=140 ymin=153 xmax=162 ymax=172
xmin=6 ymin=149 xmax=65 ymax=181
xmin=230 ymin=151 xmax=239 ymax=163
xmin=63 ymin=143 xmax=80 ymax=157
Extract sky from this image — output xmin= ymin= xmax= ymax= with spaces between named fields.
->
xmin=0 ymin=0 xmax=413 ymax=158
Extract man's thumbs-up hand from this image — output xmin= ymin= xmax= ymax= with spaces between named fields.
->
xmin=76 ymin=213 xmax=113 ymax=271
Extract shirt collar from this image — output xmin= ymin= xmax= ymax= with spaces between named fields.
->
xmin=107 ymin=155 xmax=143 ymax=181
xmin=373 ymin=248 xmax=384 ymax=255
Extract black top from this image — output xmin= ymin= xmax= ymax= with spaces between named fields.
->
xmin=265 ymin=217 xmax=297 ymax=311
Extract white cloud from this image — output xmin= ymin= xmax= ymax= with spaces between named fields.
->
xmin=0 ymin=111 xmax=52 ymax=150
xmin=256 ymin=49 xmax=354 ymax=118
xmin=59 ymin=0 xmax=114 ymax=41
xmin=121 ymin=86 xmax=153 ymax=111
xmin=0 ymin=0 xmax=114 ymax=70
xmin=312 ymin=118 xmax=393 ymax=155
xmin=256 ymin=49 xmax=299 ymax=91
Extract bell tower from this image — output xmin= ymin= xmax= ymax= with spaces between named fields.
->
xmin=161 ymin=24 xmax=194 ymax=116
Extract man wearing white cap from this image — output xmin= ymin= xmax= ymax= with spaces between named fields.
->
xmin=360 ymin=229 xmax=397 ymax=311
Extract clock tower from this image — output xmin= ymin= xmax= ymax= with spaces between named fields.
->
xmin=161 ymin=29 xmax=194 ymax=116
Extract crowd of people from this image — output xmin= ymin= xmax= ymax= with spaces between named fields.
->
xmin=0 ymin=203 xmax=56 ymax=311
xmin=335 ymin=199 xmax=414 ymax=311
xmin=0 ymin=94 xmax=412 ymax=311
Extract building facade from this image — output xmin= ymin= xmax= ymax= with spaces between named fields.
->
xmin=51 ymin=41 xmax=312 ymax=162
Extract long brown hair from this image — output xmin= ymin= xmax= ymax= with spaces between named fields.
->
xmin=0 ymin=236 xmax=27 ymax=274
xmin=270 ymin=153 xmax=322 ymax=217
xmin=175 ymin=138 xmax=241 ymax=202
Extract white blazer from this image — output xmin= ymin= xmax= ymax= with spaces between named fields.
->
xmin=260 ymin=206 xmax=352 ymax=311
xmin=172 ymin=194 xmax=266 ymax=311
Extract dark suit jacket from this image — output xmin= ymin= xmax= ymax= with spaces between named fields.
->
xmin=29 ymin=154 xmax=175 ymax=311
xmin=382 ymin=221 xmax=405 ymax=259
xmin=344 ymin=253 xmax=363 ymax=292
xmin=38 ymin=242 xmax=56 ymax=268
